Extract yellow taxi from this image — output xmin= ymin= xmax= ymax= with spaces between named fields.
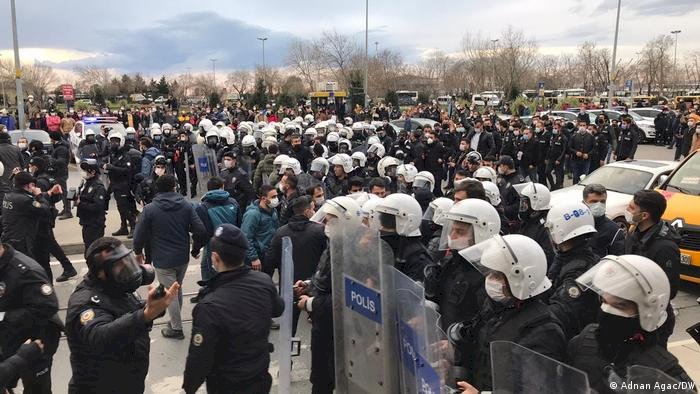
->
xmin=657 ymin=149 xmax=700 ymax=283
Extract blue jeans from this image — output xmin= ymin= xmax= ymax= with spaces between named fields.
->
xmin=519 ymin=165 xmax=538 ymax=182
xmin=571 ymin=159 xmax=590 ymax=184
xmin=200 ymin=244 xmax=217 ymax=282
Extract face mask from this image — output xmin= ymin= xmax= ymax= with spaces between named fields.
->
xmin=485 ymin=276 xmax=509 ymax=303
xmin=597 ymin=307 xmax=641 ymax=345
xmin=552 ymin=129 xmax=559 ymax=134
xmin=522 ymin=135 xmax=530 ymax=141
xmin=459 ymin=144 xmax=467 ymax=151
xmin=588 ymin=202 xmax=606 ymax=217
xmin=513 ymin=130 xmax=520 ymax=136
xmin=80 ymin=170 xmax=90 ymax=179
xmin=180 ymin=137 xmax=188 ymax=142
xmin=578 ymin=128 xmax=587 ymax=133
xmin=223 ymin=159 xmax=234 ymax=169
xmin=447 ymin=236 xmax=473 ymax=251
xmin=624 ymin=209 xmax=641 ymax=224
xmin=427 ymin=138 xmax=434 ymax=145
xmin=110 ymin=142 xmax=120 ymax=151
xmin=314 ymin=197 xmax=325 ymax=206
xmin=154 ymin=168 xmax=166 ymax=176
xmin=268 ymin=197 xmax=280 ymax=208
xmin=621 ymin=124 xmax=629 ymax=130
xmin=18 ymin=142 xmax=27 ymax=149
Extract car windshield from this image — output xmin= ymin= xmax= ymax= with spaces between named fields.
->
xmin=579 ymin=166 xmax=653 ymax=195
xmin=83 ymin=122 xmax=126 ymax=136
xmin=11 ymin=131 xmax=49 ymax=144
xmin=664 ymin=153 xmax=700 ymax=196
xmin=627 ymin=112 xmax=644 ymax=122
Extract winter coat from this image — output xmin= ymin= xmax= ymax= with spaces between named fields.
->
xmin=267 ymin=214 xmax=326 ymax=281
xmin=140 ymin=147 xmax=161 ymax=176
xmin=240 ymin=200 xmax=279 ymax=264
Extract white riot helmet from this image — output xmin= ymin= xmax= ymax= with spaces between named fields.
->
xmin=310 ymin=157 xmax=330 ymax=176
xmin=284 ymin=123 xmax=298 ymax=135
xmin=273 ymin=154 xmax=290 ymax=173
xmin=151 ymin=127 xmax=163 ymax=140
xmin=413 ymin=171 xmax=435 ymax=191
xmin=326 ymin=132 xmax=340 ymax=144
xmin=397 ymin=164 xmax=418 ymax=183
xmin=84 ymin=128 xmax=97 ymax=138
xmin=205 ymin=129 xmax=220 ymax=146
xmin=150 ymin=122 xmax=161 ymax=131
xmin=125 ymin=126 xmax=136 ymax=135
xmin=183 ymin=123 xmax=194 ymax=132
xmin=515 ymin=182 xmax=552 ymax=211
xmin=344 ymin=117 xmax=354 ymax=126
xmin=367 ymin=136 xmax=381 ymax=146
xmin=351 ymin=151 xmax=367 ymax=168
xmin=576 ymin=254 xmax=670 ymax=332
xmin=374 ymin=193 xmax=423 ymax=237
xmin=351 ymin=122 xmax=365 ymax=133
xmin=239 ymin=122 xmax=253 ymax=136
xmin=215 ymin=121 xmax=226 ymax=129
xmin=459 ymin=234 xmax=552 ymax=300
xmin=293 ymin=116 xmax=303 ymax=124
xmin=367 ymin=143 xmax=386 ymax=159
xmin=279 ymin=157 xmax=302 ymax=175
xmin=338 ymin=138 xmax=352 ymax=153
xmin=422 ymin=197 xmax=454 ymax=227
xmin=162 ymin=123 xmax=173 ymax=133
xmin=220 ymin=126 xmax=236 ymax=145
xmin=339 ymin=127 xmax=354 ymax=140
xmin=440 ymin=199 xmax=501 ymax=251
xmin=474 ymin=167 xmax=497 ymax=183
xmin=241 ymin=134 xmax=257 ymax=148
xmin=482 ymin=181 xmax=502 ymax=206
xmin=327 ymin=122 xmax=338 ymax=133
xmin=261 ymin=136 xmax=278 ymax=150
xmin=545 ymin=200 xmax=597 ymax=245
xmin=361 ymin=196 xmax=383 ymax=222
xmin=198 ymin=118 xmax=213 ymax=132
xmin=377 ymin=156 xmax=400 ymax=178
xmin=304 ymin=114 xmax=314 ymax=124
xmin=304 ymin=127 xmax=318 ymax=140
xmin=330 ymin=153 xmax=353 ymax=174
xmin=315 ymin=121 xmax=327 ymax=136
xmin=107 ymin=131 xmax=125 ymax=148
xmin=282 ymin=117 xmax=291 ymax=124
xmin=310 ymin=196 xmax=363 ymax=238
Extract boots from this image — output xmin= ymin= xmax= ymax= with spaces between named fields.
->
xmin=126 ymin=226 xmax=135 ymax=239
xmin=112 ymin=226 xmax=129 ymax=236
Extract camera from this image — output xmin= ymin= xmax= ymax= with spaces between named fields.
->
xmin=66 ymin=187 xmax=77 ymax=201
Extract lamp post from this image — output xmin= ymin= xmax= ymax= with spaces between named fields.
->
xmin=671 ymin=30 xmax=681 ymax=91
xmin=210 ymin=58 xmax=217 ymax=89
xmin=10 ymin=0 xmax=25 ymax=128
xmin=490 ymin=39 xmax=499 ymax=92
xmin=257 ymin=37 xmax=268 ymax=94
xmin=607 ymin=0 xmax=621 ymax=109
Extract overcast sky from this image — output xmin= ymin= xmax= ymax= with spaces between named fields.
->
xmin=0 ymin=0 xmax=698 ymax=79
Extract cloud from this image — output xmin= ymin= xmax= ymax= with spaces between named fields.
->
xmin=593 ymin=0 xmax=700 ymax=16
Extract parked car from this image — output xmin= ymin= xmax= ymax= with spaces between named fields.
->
xmin=587 ymin=109 xmax=656 ymax=142
xmin=69 ymin=116 xmax=125 ymax=163
xmin=627 ymin=107 xmax=662 ymax=122
xmin=549 ymin=159 xmax=677 ymax=227
xmin=9 ymin=129 xmax=53 ymax=153
xmin=390 ymin=118 xmax=438 ymax=132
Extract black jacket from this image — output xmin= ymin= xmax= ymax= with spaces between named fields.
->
xmin=0 ymin=341 xmax=43 ymax=390
xmin=76 ymin=176 xmax=108 ymax=227
xmin=519 ymin=212 xmax=555 ymax=269
xmin=466 ymin=130 xmax=496 ymax=158
xmin=568 ymin=132 xmax=595 ymax=161
xmin=498 ymin=172 xmax=525 ymax=222
xmin=1 ymin=188 xmax=52 ymax=258
xmin=615 ymin=126 xmax=638 ymax=160
xmin=0 ymin=246 xmax=60 ymax=390
xmin=625 ymin=221 xmax=680 ymax=299
xmin=267 ymin=214 xmax=326 ymax=282
xmin=515 ymin=137 xmax=539 ymax=168
xmin=0 ymin=142 xmax=24 ymax=199
xmin=546 ymin=133 xmax=568 ymax=162
xmin=220 ymin=165 xmax=254 ymax=211
xmin=183 ymin=266 xmax=284 ymax=393
xmin=589 ymin=215 xmax=625 ymax=257
xmin=380 ymin=233 xmax=430 ymax=281
xmin=499 ymin=131 xmax=516 ymax=158
xmin=50 ymin=140 xmax=70 ymax=178
xmin=545 ymin=244 xmax=600 ymax=340
xmin=65 ymin=276 xmax=151 ymax=394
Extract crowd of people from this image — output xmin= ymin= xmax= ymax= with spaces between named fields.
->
xmin=0 ymin=94 xmax=698 ymax=393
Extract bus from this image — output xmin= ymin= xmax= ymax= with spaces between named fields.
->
xmin=396 ymin=90 xmax=419 ymax=107
xmin=560 ymin=89 xmax=587 ymax=98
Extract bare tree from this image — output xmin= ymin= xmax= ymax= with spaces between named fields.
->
xmin=286 ymin=39 xmax=325 ymax=91
xmin=313 ymin=30 xmax=359 ymax=88
xmin=496 ymin=27 xmax=538 ymax=99
xmin=637 ymin=35 xmax=673 ymax=94
xmin=74 ymin=65 xmax=111 ymax=91
xmin=226 ymin=70 xmax=253 ymax=97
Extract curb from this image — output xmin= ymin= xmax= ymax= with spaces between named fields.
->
xmin=61 ymin=239 xmax=134 ymax=256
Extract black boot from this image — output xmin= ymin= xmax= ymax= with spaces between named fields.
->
xmin=55 ymin=267 xmax=78 ymax=282
xmin=58 ymin=210 xmax=73 ymax=220
xmin=112 ymin=226 xmax=129 ymax=236
xmin=126 ymin=226 xmax=135 ymax=239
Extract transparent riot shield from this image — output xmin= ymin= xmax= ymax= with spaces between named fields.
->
xmin=625 ymin=365 xmax=696 ymax=394
xmin=490 ymin=341 xmax=591 ymax=394
xmin=424 ymin=304 xmax=456 ymax=393
xmin=277 ymin=236 xmax=300 ymax=393
xmin=191 ymin=144 xmax=219 ymax=197
xmin=331 ymin=223 xmax=399 ymax=394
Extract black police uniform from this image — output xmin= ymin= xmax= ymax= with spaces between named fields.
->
xmin=65 ymin=276 xmax=152 ymax=394
xmin=33 ymin=170 xmax=63 ymax=282
xmin=1 ymin=187 xmax=52 ymax=259
xmin=545 ymin=244 xmax=600 ymax=340
xmin=306 ymin=249 xmax=335 ymax=394
xmin=450 ymin=297 xmax=566 ymax=390
xmin=568 ymin=324 xmax=693 ymax=393
xmin=498 ymin=171 xmax=525 ymax=224
xmin=174 ymin=139 xmax=197 ymax=198
xmin=76 ymin=176 xmax=108 ymax=249
xmin=106 ymin=146 xmax=137 ymax=233
xmin=0 ymin=246 xmax=61 ymax=393
xmin=380 ymin=232 xmax=430 ymax=281
xmin=545 ymin=132 xmax=567 ymax=190
xmin=615 ymin=126 xmax=638 ymax=160
xmin=183 ymin=266 xmax=284 ymax=394
xmin=589 ymin=132 xmax=609 ymax=173
xmin=499 ymin=130 xmax=516 ymax=158
xmin=518 ymin=211 xmax=555 ymax=269
xmin=220 ymin=164 xmax=255 ymax=211
xmin=535 ymin=129 xmax=552 ymax=184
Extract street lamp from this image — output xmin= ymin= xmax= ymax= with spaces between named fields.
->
xmin=490 ymin=39 xmax=499 ymax=92
xmin=374 ymin=41 xmax=379 ymax=57
xmin=10 ymin=0 xmax=25 ymax=128
xmin=607 ymin=0 xmax=621 ymax=109
xmin=257 ymin=37 xmax=268 ymax=93
xmin=210 ymin=58 xmax=217 ymax=89
xmin=671 ymin=30 xmax=681 ymax=91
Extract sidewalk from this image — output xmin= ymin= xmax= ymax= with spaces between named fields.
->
xmin=53 ymin=200 xmax=132 ymax=255
xmin=669 ymin=339 xmax=700 ymax=383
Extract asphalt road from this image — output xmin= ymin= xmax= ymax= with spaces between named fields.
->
xmin=41 ymin=143 xmax=698 ymax=393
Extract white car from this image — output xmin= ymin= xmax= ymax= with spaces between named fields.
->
xmin=549 ymin=160 xmax=677 ymax=226
xmin=587 ymin=110 xmax=655 ymax=142
xmin=69 ymin=117 xmax=125 ymax=163
xmin=627 ymin=108 xmax=662 ymax=123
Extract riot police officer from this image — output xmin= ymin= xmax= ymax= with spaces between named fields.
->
xmin=220 ymin=151 xmax=255 ymax=211
xmin=449 ymin=234 xmax=566 ymax=392
xmin=135 ymin=155 xmax=166 ymax=206
xmin=76 ymin=159 xmax=108 ymax=250
xmin=568 ymin=255 xmax=693 ymax=392
xmin=614 ymin=117 xmax=638 ymax=161
xmin=515 ymin=182 xmax=555 ymax=268
xmin=0 ymin=242 xmax=61 ymax=393
xmin=296 ymin=197 xmax=364 ymax=394
xmin=104 ymin=131 xmax=137 ymax=237
xmin=65 ymin=237 xmax=178 ymax=394
xmin=183 ymin=224 xmax=284 ymax=393
xmin=544 ymin=200 xmax=600 ymax=340
xmin=374 ymin=193 xmax=431 ymax=281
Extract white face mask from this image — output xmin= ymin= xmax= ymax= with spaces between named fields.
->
xmin=588 ymin=202 xmax=606 ymax=218
xmin=427 ymin=137 xmax=434 ymax=145
xmin=154 ymin=168 xmax=166 ymax=176
xmin=624 ymin=209 xmax=637 ymax=224
xmin=80 ymin=170 xmax=90 ymax=179
xmin=314 ymin=197 xmax=325 ymax=207
xmin=459 ymin=144 xmax=467 ymax=152
xmin=18 ymin=143 xmax=27 ymax=149
xmin=448 ymin=236 xmax=473 ymax=251
xmin=485 ymin=276 xmax=509 ymax=303
xmin=268 ymin=197 xmax=280 ymax=208
xmin=601 ymin=302 xmax=638 ymax=318
xmin=223 ymin=159 xmax=234 ymax=169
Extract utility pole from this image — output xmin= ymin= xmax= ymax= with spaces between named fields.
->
xmin=607 ymin=0 xmax=621 ymax=109
xmin=364 ymin=0 xmax=369 ymax=108
xmin=374 ymin=41 xmax=379 ymax=57
xmin=490 ymin=39 xmax=499 ymax=92
xmin=671 ymin=30 xmax=681 ymax=91
xmin=210 ymin=58 xmax=217 ymax=89
xmin=10 ymin=0 xmax=26 ymax=128
xmin=257 ymin=37 xmax=268 ymax=93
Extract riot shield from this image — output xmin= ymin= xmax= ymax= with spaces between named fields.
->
xmin=490 ymin=341 xmax=591 ymax=394
xmin=277 ymin=236 xmax=300 ymax=393
xmin=424 ymin=304 xmax=456 ymax=392
xmin=191 ymin=144 xmax=219 ymax=198
xmin=331 ymin=223 xmax=399 ymax=393
xmin=625 ymin=365 xmax=696 ymax=394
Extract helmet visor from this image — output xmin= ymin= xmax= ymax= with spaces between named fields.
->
xmin=439 ymin=216 xmax=475 ymax=251
xmin=104 ymin=245 xmax=141 ymax=285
